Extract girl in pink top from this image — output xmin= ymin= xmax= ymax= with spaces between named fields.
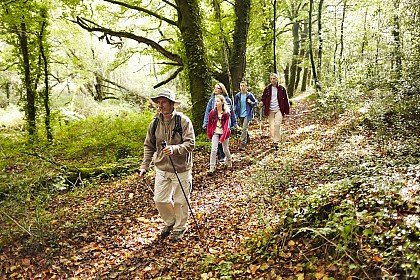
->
xmin=206 ymin=94 xmax=232 ymax=175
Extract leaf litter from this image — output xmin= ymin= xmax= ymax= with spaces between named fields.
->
xmin=1 ymin=96 xmax=419 ymax=279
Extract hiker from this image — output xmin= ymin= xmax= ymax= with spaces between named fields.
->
xmin=203 ymin=82 xmax=238 ymax=162
xmin=206 ymin=94 xmax=233 ymax=175
xmin=234 ymin=81 xmax=257 ymax=151
xmin=260 ymin=73 xmax=290 ymax=149
xmin=137 ymin=88 xmax=195 ymax=242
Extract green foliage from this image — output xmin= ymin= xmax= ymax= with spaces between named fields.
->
xmin=239 ymin=90 xmax=420 ymax=279
xmin=0 ymin=110 xmax=154 ymax=245
xmin=194 ymin=131 xmax=211 ymax=151
xmin=243 ymin=176 xmax=419 ymax=278
xmin=52 ymin=112 xmax=151 ymax=165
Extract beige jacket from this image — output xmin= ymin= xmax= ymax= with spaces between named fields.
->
xmin=140 ymin=110 xmax=195 ymax=173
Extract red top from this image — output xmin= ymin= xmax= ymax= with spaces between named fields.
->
xmin=261 ymin=83 xmax=290 ymax=117
xmin=207 ymin=109 xmax=231 ymax=142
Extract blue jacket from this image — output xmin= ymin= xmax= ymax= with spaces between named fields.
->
xmin=234 ymin=91 xmax=257 ymax=122
xmin=203 ymin=94 xmax=238 ymax=128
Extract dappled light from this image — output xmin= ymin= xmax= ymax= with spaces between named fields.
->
xmin=1 ymin=94 xmax=419 ymax=278
xmin=1 ymin=0 xmax=420 ymax=277
xmin=293 ymin=124 xmax=318 ymax=136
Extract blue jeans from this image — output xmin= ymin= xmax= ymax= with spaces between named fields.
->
xmin=217 ymin=143 xmax=225 ymax=160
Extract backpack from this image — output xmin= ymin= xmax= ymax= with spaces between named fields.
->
xmin=211 ymin=109 xmax=228 ymax=124
xmin=150 ymin=114 xmax=183 ymax=148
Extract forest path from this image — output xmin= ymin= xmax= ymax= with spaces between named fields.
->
xmin=1 ymin=93 xmax=317 ymax=279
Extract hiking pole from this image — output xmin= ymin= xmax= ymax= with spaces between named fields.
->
xmin=145 ymin=180 xmax=154 ymax=196
xmin=161 ymin=140 xmax=201 ymax=237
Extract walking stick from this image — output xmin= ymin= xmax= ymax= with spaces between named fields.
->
xmin=161 ymin=141 xmax=201 ymax=237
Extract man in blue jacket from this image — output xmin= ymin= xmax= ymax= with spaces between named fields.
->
xmin=234 ymin=81 xmax=257 ymax=151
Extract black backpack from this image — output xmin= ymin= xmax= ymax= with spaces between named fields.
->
xmin=150 ymin=114 xmax=183 ymax=148
xmin=211 ymin=109 xmax=228 ymax=125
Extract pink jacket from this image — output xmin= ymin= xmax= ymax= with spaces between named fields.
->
xmin=207 ymin=109 xmax=231 ymax=142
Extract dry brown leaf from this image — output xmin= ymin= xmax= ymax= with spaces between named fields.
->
xmin=249 ymin=264 xmax=260 ymax=274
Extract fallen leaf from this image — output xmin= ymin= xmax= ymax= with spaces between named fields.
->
xmin=249 ymin=264 xmax=260 ymax=274
xmin=314 ymin=272 xmax=326 ymax=279
xmin=208 ymin=247 xmax=219 ymax=254
xmin=372 ymin=256 xmax=382 ymax=262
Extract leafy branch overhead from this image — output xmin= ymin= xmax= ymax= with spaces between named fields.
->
xmin=68 ymin=0 xmax=214 ymax=130
xmin=74 ymin=16 xmax=183 ymax=66
xmin=72 ymin=0 xmax=185 ymax=88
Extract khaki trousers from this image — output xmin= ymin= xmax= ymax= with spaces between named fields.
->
xmin=154 ymin=168 xmax=192 ymax=232
xmin=267 ymin=110 xmax=283 ymax=144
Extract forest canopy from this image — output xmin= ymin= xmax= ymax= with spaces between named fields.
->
xmin=1 ymin=0 xmax=419 ymax=134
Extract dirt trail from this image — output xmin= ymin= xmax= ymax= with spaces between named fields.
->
xmin=110 ymin=96 xmax=314 ymax=279
xmin=1 ymin=96 xmax=314 ymax=279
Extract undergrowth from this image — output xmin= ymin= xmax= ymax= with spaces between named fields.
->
xmin=0 ymin=105 xmax=214 ymax=248
xmin=0 ymin=110 xmax=156 ymax=246
xmin=232 ymin=90 xmax=420 ymax=279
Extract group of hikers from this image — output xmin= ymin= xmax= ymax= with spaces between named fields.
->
xmin=137 ymin=73 xmax=290 ymax=242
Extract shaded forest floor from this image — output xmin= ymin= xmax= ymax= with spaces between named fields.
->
xmin=1 ymin=93 xmax=419 ymax=279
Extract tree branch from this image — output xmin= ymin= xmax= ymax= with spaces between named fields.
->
xmin=104 ymin=0 xmax=178 ymax=27
xmin=162 ymin=0 xmax=178 ymax=11
xmin=75 ymin=16 xmax=183 ymax=65
xmin=153 ymin=66 xmax=183 ymax=88
xmin=0 ymin=209 xmax=33 ymax=237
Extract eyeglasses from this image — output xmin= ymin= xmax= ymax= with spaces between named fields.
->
xmin=215 ymin=86 xmax=222 ymax=90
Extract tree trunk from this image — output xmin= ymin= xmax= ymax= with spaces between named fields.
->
xmin=284 ymin=63 xmax=290 ymax=88
xmin=176 ymin=0 xmax=212 ymax=130
xmin=213 ymin=0 xmax=232 ymax=95
xmin=361 ymin=8 xmax=368 ymax=57
xmin=308 ymin=0 xmax=320 ymax=92
xmin=230 ymin=0 xmax=251 ymax=94
xmin=39 ymin=10 xmax=53 ymax=142
xmin=18 ymin=22 xmax=36 ymax=138
xmin=94 ymin=73 xmax=104 ymax=101
xmin=317 ymin=0 xmax=324 ymax=78
xmin=338 ymin=1 xmax=347 ymax=81
xmin=296 ymin=21 xmax=308 ymax=92
xmin=287 ymin=21 xmax=300 ymax=97
xmin=301 ymin=22 xmax=309 ymax=92
xmin=391 ymin=0 xmax=402 ymax=81
xmin=260 ymin=0 xmax=275 ymax=77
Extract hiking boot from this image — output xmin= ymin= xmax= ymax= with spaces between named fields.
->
xmin=239 ymin=146 xmax=245 ymax=151
xmin=207 ymin=166 xmax=215 ymax=176
xmin=160 ymin=224 xmax=174 ymax=239
xmin=171 ymin=229 xmax=186 ymax=242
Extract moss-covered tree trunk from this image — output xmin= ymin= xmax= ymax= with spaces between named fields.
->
xmin=38 ymin=8 xmax=53 ymax=142
xmin=18 ymin=22 xmax=37 ymax=138
xmin=230 ymin=0 xmax=251 ymax=94
xmin=299 ymin=21 xmax=309 ymax=92
xmin=260 ymin=2 xmax=274 ymax=79
xmin=176 ymin=0 xmax=212 ymax=131
xmin=287 ymin=21 xmax=299 ymax=98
